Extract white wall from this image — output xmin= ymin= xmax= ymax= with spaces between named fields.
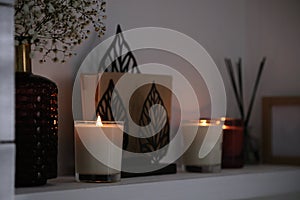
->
xmin=32 ymin=0 xmax=300 ymax=175
xmin=244 ymin=0 xmax=300 ymax=144
xmin=1 ymin=1 xmax=15 ymax=199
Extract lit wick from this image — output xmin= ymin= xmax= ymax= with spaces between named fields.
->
xmin=96 ymin=116 xmax=103 ymax=127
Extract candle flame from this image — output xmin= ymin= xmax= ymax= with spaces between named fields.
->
xmin=199 ymin=119 xmax=208 ymax=126
xmin=96 ymin=116 xmax=103 ymax=127
xmin=199 ymin=119 xmax=221 ymax=126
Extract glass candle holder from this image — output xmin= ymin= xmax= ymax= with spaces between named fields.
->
xmin=182 ymin=119 xmax=223 ymax=173
xmin=221 ymin=118 xmax=244 ymax=168
xmin=74 ymin=119 xmax=124 ymax=183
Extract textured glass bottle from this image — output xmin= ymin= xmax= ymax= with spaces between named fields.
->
xmin=15 ymin=43 xmax=58 ymax=187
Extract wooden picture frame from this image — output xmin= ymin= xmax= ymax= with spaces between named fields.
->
xmin=262 ymin=96 xmax=300 ymax=165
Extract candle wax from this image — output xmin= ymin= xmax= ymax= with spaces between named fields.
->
xmin=182 ymin=123 xmax=223 ymax=167
xmin=74 ymin=122 xmax=123 ymax=177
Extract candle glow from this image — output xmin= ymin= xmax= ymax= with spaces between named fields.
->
xmin=96 ymin=115 xmax=103 ymax=127
xmin=199 ymin=119 xmax=221 ymax=126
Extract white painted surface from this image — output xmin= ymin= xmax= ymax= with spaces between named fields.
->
xmin=0 ymin=144 xmax=15 ymax=200
xmin=0 ymin=0 xmax=14 ymax=5
xmin=15 ymin=166 xmax=300 ymax=200
xmin=0 ymin=2 xmax=15 ymax=200
xmin=0 ymin=4 xmax=14 ymax=141
xmin=244 ymin=0 xmax=300 ymax=141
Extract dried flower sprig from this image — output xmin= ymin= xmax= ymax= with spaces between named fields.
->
xmin=15 ymin=0 xmax=106 ymax=63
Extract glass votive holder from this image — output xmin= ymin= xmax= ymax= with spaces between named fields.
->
xmin=74 ymin=119 xmax=124 ymax=183
xmin=182 ymin=119 xmax=223 ymax=173
xmin=221 ymin=118 xmax=244 ymax=168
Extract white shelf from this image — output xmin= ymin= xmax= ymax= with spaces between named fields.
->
xmin=16 ymin=165 xmax=300 ymax=200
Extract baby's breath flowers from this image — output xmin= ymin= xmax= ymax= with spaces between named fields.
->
xmin=15 ymin=0 xmax=106 ymax=63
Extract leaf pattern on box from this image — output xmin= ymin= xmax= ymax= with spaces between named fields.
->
xmin=96 ymin=79 xmax=129 ymax=149
xmin=138 ymin=83 xmax=170 ymax=164
xmin=98 ymin=25 xmax=140 ymax=73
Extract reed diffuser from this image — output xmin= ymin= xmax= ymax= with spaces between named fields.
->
xmin=224 ymin=57 xmax=266 ymax=163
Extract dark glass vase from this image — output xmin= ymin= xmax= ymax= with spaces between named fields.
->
xmin=15 ymin=43 xmax=58 ymax=187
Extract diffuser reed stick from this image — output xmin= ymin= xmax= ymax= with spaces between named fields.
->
xmin=224 ymin=57 xmax=266 ymax=162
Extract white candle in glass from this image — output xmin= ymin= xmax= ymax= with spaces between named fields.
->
xmin=182 ymin=119 xmax=223 ymax=173
xmin=74 ymin=116 xmax=124 ymax=182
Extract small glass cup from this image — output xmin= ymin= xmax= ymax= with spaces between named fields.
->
xmin=182 ymin=119 xmax=223 ymax=173
xmin=221 ymin=118 xmax=244 ymax=168
xmin=74 ymin=120 xmax=124 ymax=183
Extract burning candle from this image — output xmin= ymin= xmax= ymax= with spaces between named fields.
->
xmin=74 ymin=116 xmax=124 ymax=182
xmin=182 ymin=119 xmax=223 ymax=173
